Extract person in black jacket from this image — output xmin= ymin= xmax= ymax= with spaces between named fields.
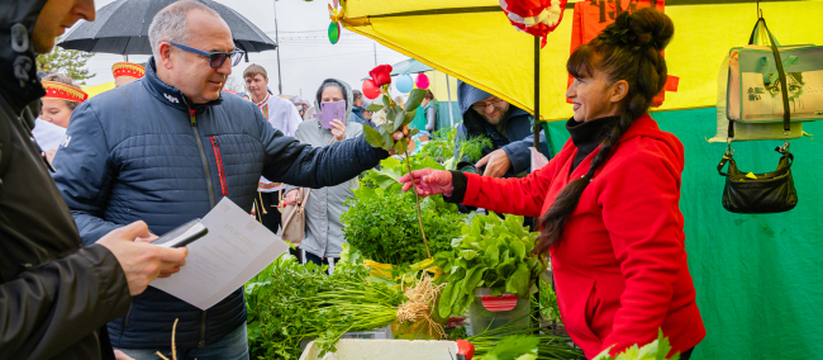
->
xmin=0 ymin=1 xmax=189 ymax=359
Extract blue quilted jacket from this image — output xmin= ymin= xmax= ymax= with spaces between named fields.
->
xmin=51 ymin=58 xmax=386 ymax=349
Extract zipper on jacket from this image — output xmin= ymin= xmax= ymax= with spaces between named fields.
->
xmin=209 ymin=136 xmax=228 ymax=196
xmin=190 ymin=111 xmax=216 ymax=208
xmin=199 ymin=310 xmax=208 ymax=348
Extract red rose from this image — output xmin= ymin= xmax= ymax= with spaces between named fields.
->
xmin=369 ymin=64 xmax=393 ymax=87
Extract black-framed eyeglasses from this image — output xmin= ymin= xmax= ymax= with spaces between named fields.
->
xmin=168 ymin=41 xmax=245 ymax=69
xmin=472 ymin=98 xmax=507 ymax=113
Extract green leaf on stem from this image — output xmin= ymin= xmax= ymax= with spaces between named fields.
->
xmin=408 ymin=128 xmax=420 ymax=137
xmin=393 ymin=138 xmax=407 ymax=154
xmin=405 ymin=88 xmax=426 ymax=112
xmin=404 ymin=110 xmax=417 ymax=126
xmin=365 ymin=103 xmax=384 ymax=112
xmin=393 ymin=111 xmax=406 ymax=132
xmin=362 ymin=125 xmax=385 ymax=149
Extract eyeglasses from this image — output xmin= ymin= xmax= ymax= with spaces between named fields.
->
xmin=168 ymin=41 xmax=245 ymax=69
xmin=472 ymin=98 xmax=507 ymax=112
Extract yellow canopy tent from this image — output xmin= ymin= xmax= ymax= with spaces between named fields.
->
xmin=341 ymin=0 xmax=823 ymax=122
xmin=81 ymin=81 xmax=115 ymax=98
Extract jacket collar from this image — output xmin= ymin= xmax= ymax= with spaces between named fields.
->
xmin=566 ymin=115 xmax=620 ymax=155
xmin=143 ymin=57 xmax=223 ymax=114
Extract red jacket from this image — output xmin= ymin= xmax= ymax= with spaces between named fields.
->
xmin=461 ymin=114 xmax=705 ymax=358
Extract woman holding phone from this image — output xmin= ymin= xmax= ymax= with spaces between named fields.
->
xmin=282 ymin=79 xmax=363 ymax=271
xmin=399 ymin=9 xmax=703 ymax=359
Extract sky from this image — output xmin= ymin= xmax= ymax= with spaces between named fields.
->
xmin=73 ymin=0 xmax=410 ymax=100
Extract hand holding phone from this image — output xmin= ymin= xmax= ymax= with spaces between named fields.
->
xmin=150 ymin=219 xmax=208 ymax=248
xmin=318 ymin=100 xmax=346 ymax=129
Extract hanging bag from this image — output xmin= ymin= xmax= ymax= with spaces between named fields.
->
xmin=726 ymin=17 xmax=823 ymax=124
xmin=278 ymin=186 xmax=310 ymax=245
xmin=717 ymin=148 xmax=797 ymax=214
xmin=718 ymin=16 xmax=798 ymax=214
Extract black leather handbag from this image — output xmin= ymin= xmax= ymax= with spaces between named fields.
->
xmin=717 ymin=147 xmax=797 ymax=213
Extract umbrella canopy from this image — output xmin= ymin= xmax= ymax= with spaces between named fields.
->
xmin=341 ymin=0 xmax=823 ymax=121
xmin=391 ymin=58 xmax=434 ymax=76
xmin=57 ymin=0 xmax=276 ymax=55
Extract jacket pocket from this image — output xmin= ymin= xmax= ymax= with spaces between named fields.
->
xmin=209 ymin=136 xmax=228 ymax=196
xmin=583 ymin=279 xmax=602 ymax=342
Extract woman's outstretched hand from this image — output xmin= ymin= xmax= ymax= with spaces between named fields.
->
xmin=398 ymin=169 xmax=454 ymax=197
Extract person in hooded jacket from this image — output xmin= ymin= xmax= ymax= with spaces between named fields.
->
xmin=454 ymin=81 xmax=550 ymax=179
xmin=50 ymin=2 xmax=398 ymax=359
xmin=0 ymin=1 xmax=189 ymax=359
xmin=282 ymin=79 xmax=363 ymax=270
xmin=400 ymin=9 xmax=704 ymax=359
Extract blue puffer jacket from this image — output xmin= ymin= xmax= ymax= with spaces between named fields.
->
xmin=51 ymin=58 xmax=386 ymax=349
xmin=455 ymin=81 xmax=549 ymax=177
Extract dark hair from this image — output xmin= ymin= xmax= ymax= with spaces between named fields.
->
xmin=352 ymin=89 xmax=363 ymax=102
xmin=424 ymin=90 xmax=434 ymax=100
xmin=534 ymin=8 xmax=674 ymax=257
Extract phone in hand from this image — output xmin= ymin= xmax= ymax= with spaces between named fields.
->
xmin=150 ymin=219 xmax=208 ymax=248
xmin=318 ymin=100 xmax=347 ymax=129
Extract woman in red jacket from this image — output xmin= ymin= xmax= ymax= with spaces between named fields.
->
xmin=400 ymin=8 xmax=704 ymax=360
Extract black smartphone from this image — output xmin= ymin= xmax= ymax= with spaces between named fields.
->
xmin=150 ymin=219 xmax=208 ymax=248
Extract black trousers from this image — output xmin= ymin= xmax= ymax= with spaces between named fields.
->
xmin=254 ymin=191 xmax=281 ymax=234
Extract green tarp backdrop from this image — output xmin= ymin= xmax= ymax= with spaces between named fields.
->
xmin=545 ymin=107 xmax=823 ymax=358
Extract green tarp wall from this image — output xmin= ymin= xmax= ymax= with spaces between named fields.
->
xmin=545 ymin=107 xmax=823 ymax=359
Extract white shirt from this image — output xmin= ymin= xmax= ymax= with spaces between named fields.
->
xmin=255 ymin=93 xmax=303 ymax=192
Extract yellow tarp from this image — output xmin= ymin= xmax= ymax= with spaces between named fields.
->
xmin=81 ymin=81 xmax=115 ymax=98
xmin=342 ymin=0 xmax=823 ymax=121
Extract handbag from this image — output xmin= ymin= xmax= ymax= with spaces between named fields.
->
xmin=726 ymin=17 xmax=823 ymax=124
xmin=276 ymin=137 xmax=335 ymax=244
xmin=717 ymin=147 xmax=797 ymax=214
xmin=718 ymin=14 xmax=799 ymax=214
xmin=278 ymin=186 xmax=310 ymax=245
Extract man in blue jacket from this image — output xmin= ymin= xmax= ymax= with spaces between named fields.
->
xmin=52 ymin=1 xmax=392 ymax=359
xmin=455 ymin=81 xmax=549 ymax=178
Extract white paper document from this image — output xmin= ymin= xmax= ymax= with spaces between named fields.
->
xmin=150 ymin=197 xmax=290 ymax=310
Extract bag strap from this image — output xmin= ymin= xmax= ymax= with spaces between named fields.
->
xmin=757 ymin=17 xmax=792 ymax=133
xmin=717 ymin=153 xmax=734 ymax=177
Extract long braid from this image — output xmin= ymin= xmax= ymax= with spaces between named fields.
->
xmin=533 ymin=8 xmax=672 ymax=258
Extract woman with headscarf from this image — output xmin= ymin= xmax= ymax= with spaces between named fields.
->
xmin=282 ymin=78 xmax=364 ymax=271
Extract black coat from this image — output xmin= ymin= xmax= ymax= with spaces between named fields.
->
xmin=0 ymin=1 xmax=131 ymax=359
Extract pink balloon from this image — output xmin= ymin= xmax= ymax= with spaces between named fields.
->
xmin=415 ymin=74 xmax=430 ymax=90
xmin=362 ymin=79 xmax=380 ymax=99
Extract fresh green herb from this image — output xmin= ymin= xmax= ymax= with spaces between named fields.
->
xmin=421 ymin=127 xmax=457 ymax=163
xmin=454 ymin=134 xmax=494 ymax=169
xmin=592 ymin=329 xmax=681 ymax=360
xmin=538 ymin=279 xmax=562 ymax=325
xmin=476 ymin=334 xmax=540 ymax=360
xmin=467 ymin=318 xmax=584 ymax=360
xmin=433 ymin=212 xmax=544 ymax=319
xmin=342 ymin=156 xmax=466 ymax=265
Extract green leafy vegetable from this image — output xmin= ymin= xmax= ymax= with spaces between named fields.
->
xmin=592 ymin=329 xmax=681 ymax=360
xmin=433 ymin=212 xmax=543 ymax=318
xmin=341 ymin=156 xmax=466 ymax=265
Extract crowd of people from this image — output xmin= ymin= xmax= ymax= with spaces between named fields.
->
xmin=0 ymin=0 xmax=703 ymax=359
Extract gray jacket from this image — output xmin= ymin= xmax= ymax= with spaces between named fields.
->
xmin=285 ymin=78 xmax=362 ymax=259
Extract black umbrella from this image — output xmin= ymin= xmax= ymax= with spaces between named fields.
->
xmin=57 ymin=0 xmax=276 ymax=55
